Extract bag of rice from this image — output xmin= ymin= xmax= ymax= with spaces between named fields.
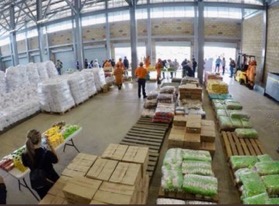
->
xmin=240 ymin=172 xmax=266 ymax=198
xmin=230 ymin=156 xmax=258 ymax=170
xmin=163 ymin=148 xmax=183 ymax=168
xmin=219 ymin=116 xmax=234 ymax=131
xmin=182 ymin=174 xmax=218 ymax=197
xmin=225 ymin=100 xmax=243 ymax=110
xmin=160 ymin=86 xmax=176 ymax=94
xmin=234 ymin=168 xmax=254 ymax=183
xmin=241 ymin=118 xmax=253 ymax=128
xmin=235 ymin=128 xmax=258 ymax=139
xmin=242 ymin=193 xmax=269 ymax=204
xmin=230 ymin=111 xmax=250 ymax=119
xmin=161 ymin=166 xmax=184 ymax=191
xmin=182 ymin=161 xmax=213 ymax=176
xmin=261 ymin=175 xmax=279 ymax=195
xmin=147 ymin=90 xmax=158 ymax=100
xmin=156 ymin=198 xmax=185 ymax=204
xmin=257 ymin=154 xmax=273 ymax=162
xmin=182 ymin=149 xmax=211 ymax=162
xmin=231 ymin=117 xmax=243 ymax=128
xmin=268 ymin=198 xmax=279 ymax=204
xmin=255 ymin=161 xmax=279 ymax=176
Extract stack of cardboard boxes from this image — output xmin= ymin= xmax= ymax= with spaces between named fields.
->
xmin=39 ymin=145 xmax=149 ymax=205
xmin=168 ymin=115 xmax=216 ymax=155
xmin=178 ymin=84 xmax=202 ymax=100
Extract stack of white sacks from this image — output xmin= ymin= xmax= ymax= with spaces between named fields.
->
xmin=0 ymin=61 xmax=107 ymax=131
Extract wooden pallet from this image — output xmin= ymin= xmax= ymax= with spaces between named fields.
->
xmin=158 ymin=187 xmax=218 ymax=203
xmin=41 ymin=105 xmax=76 ymax=115
xmin=120 ymin=117 xmax=170 ymax=180
xmin=221 ymin=131 xmax=265 ymax=160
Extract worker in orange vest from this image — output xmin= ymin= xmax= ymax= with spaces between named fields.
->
xmin=135 ymin=62 xmax=148 ymax=98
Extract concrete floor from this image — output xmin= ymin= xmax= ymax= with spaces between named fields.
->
xmin=0 ymin=76 xmax=278 ymax=204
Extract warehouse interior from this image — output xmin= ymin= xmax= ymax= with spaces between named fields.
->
xmin=0 ymin=0 xmax=279 ymax=205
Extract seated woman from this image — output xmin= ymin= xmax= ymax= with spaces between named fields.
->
xmin=21 ymin=129 xmax=59 ymax=199
xmin=0 ymin=176 xmax=7 ymax=204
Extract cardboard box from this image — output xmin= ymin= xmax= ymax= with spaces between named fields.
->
xmin=184 ymin=132 xmax=201 ymax=149
xmin=186 ymin=120 xmax=201 ymax=133
xmin=168 ymin=127 xmax=185 ymax=148
xmin=201 ymin=125 xmax=215 ymax=132
xmin=122 ymin=146 xmax=149 ymax=178
xmin=101 ymin=144 xmax=128 ymax=161
xmin=39 ymin=194 xmax=66 ymax=204
xmin=140 ymin=175 xmax=150 ymax=204
xmin=201 ymin=128 xmax=216 ymax=143
xmin=201 ymin=120 xmax=215 ymax=127
xmin=200 ymin=142 xmax=216 ymax=156
xmin=109 ymin=162 xmax=141 ymax=188
xmin=61 ymin=168 xmax=85 ymax=178
xmin=67 ymin=163 xmax=91 ymax=173
xmin=187 ymin=114 xmax=202 ymax=121
xmin=48 ymin=177 xmax=71 ymax=198
xmin=92 ymin=182 xmax=137 ymax=204
xmin=90 ymin=200 xmax=106 ymax=204
xmin=71 ymin=153 xmax=98 ymax=167
xmin=63 ymin=177 xmax=102 ymax=204
xmin=173 ymin=116 xmax=187 ymax=127
xmin=86 ymin=158 xmax=118 ymax=181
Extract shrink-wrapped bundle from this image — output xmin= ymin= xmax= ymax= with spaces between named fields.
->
xmin=6 ymin=65 xmax=29 ymax=91
xmin=36 ymin=62 xmax=49 ymax=81
xmin=92 ymin=67 xmax=106 ymax=91
xmin=66 ymin=73 xmax=89 ymax=105
xmin=105 ymin=76 xmax=115 ymax=86
xmin=81 ymin=70 xmax=97 ymax=97
xmin=0 ymin=71 xmax=6 ymax=93
xmin=26 ymin=63 xmax=40 ymax=86
xmin=38 ymin=79 xmax=75 ymax=113
xmin=45 ymin=60 xmax=58 ymax=78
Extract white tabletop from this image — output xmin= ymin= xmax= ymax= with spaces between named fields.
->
xmin=7 ymin=127 xmax=82 ymax=180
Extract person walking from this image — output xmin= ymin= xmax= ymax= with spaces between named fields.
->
xmin=111 ymin=59 xmax=116 ymax=67
xmin=113 ymin=63 xmax=124 ymax=90
xmin=215 ymin=56 xmax=222 ymax=73
xmin=181 ymin=59 xmax=188 ymax=77
xmin=0 ymin=176 xmax=7 ymax=204
xmin=93 ymin=59 xmax=99 ymax=68
xmin=123 ymin=56 xmax=129 ymax=76
xmin=155 ymin=58 xmax=163 ymax=84
xmin=222 ymin=57 xmax=226 ymax=75
xmin=21 ymin=129 xmax=59 ymax=199
xmin=192 ymin=58 xmax=197 ymax=77
xmin=84 ymin=59 xmax=89 ymax=69
xmin=144 ymin=56 xmax=151 ymax=69
xmin=173 ymin=59 xmax=179 ymax=78
xmin=55 ymin=60 xmax=63 ymax=75
xmin=76 ymin=61 xmax=80 ymax=70
xmin=229 ymin=58 xmax=236 ymax=78
xmin=135 ymin=62 xmax=148 ymax=98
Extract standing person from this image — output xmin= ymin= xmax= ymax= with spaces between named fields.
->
xmin=222 ymin=57 xmax=226 ymax=75
xmin=181 ymin=59 xmax=188 ymax=77
xmin=55 ymin=59 xmax=63 ymax=75
xmin=215 ymin=56 xmax=221 ymax=73
xmin=144 ymin=56 xmax=151 ymax=69
xmin=192 ymin=58 xmax=197 ymax=77
xmin=229 ymin=58 xmax=236 ymax=78
xmin=111 ymin=59 xmax=116 ymax=67
xmin=123 ymin=56 xmax=129 ymax=76
xmin=135 ymin=62 xmax=148 ymax=98
xmin=93 ymin=59 xmax=99 ymax=68
xmin=116 ymin=58 xmax=124 ymax=69
xmin=155 ymin=58 xmax=163 ymax=84
xmin=168 ymin=59 xmax=174 ymax=79
xmin=113 ymin=63 xmax=124 ymax=90
xmin=76 ymin=61 xmax=80 ymax=70
xmin=0 ymin=176 xmax=7 ymax=204
xmin=161 ymin=60 xmax=167 ymax=79
xmin=84 ymin=59 xmax=89 ymax=69
xmin=21 ymin=129 xmax=59 ymax=199
xmin=173 ymin=59 xmax=180 ymax=78
xmin=89 ymin=60 xmax=93 ymax=68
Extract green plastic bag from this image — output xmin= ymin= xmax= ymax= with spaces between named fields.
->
xmin=216 ymin=109 xmax=228 ymax=117
xmin=255 ymin=161 xmax=279 ymax=176
xmin=230 ymin=111 xmax=250 ymax=119
xmin=219 ymin=116 xmax=234 ymax=130
xmin=230 ymin=156 xmax=258 ymax=170
xmin=241 ymin=118 xmax=253 ymax=128
xmin=240 ymin=172 xmax=267 ymax=198
xmin=231 ymin=117 xmax=243 ymax=128
xmin=163 ymin=148 xmax=183 ymax=168
xmin=268 ymin=198 xmax=279 ymax=204
xmin=261 ymin=175 xmax=279 ymax=195
xmin=234 ymin=168 xmax=254 ymax=183
xmin=235 ymin=128 xmax=258 ymax=139
xmin=161 ymin=166 xmax=184 ymax=191
xmin=213 ymin=102 xmax=225 ymax=110
xmin=225 ymin=100 xmax=243 ymax=110
xmin=182 ymin=161 xmax=213 ymax=176
xmin=182 ymin=149 xmax=212 ymax=162
xmin=257 ymin=154 xmax=273 ymax=162
xmin=243 ymin=193 xmax=269 ymax=204
xmin=182 ymin=174 xmax=218 ymax=197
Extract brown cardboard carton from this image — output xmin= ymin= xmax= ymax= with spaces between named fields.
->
xmin=92 ymin=182 xmax=137 ymax=204
xmin=86 ymin=158 xmax=118 ymax=181
xmin=71 ymin=153 xmax=98 ymax=165
xmin=141 ymin=175 xmax=149 ymax=204
xmin=61 ymin=168 xmax=85 ymax=178
xmin=173 ymin=115 xmax=187 ymax=127
xmin=168 ymin=128 xmax=185 ymax=148
xmin=201 ymin=120 xmax=215 ymax=127
xmin=200 ymin=142 xmax=216 ymax=156
xmin=187 ymin=114 xmax=202 ymax=121
xmin=63 ymin=177 xmax=102 ymax=204
xmin=90 ymin=200 xmax=106 ymax=204
xmin=186 ymin=120 xmax=201 ymax=133
xmin=39 ymin=194 xmax=55 ymax=204
xmin=109 ymin=162 xmax=141 ymax=188
xmin=101 ymin=144 xmax=128 ymax=161
xmin=122 ymin=146 xmax=149 ymax=178
xmin=201 ymin=128 xmax=216 ymax=143
xmin=67 ymin=163 xmax=91 ymax=173
xmin=184 ymin=132 xmax=201 ymax=149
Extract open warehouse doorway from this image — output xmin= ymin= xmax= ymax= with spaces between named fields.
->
xmin=204 ymin=43 xmax=237 ymax=75
xmin=155 ymin=42 xmax=191 ymax=79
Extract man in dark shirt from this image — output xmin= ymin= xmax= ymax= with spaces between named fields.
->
xmin=192 ymin=58 xmax=197 ymax=77
xmin=0 ymin=176 xmax=7 ymax=204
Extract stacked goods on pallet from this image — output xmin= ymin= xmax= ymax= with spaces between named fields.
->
xmin=0 ymin=87 xmax=40 ymax=131
xmin=157 ymin=198 xmax=215 ymax=204
xmin=153 ymin=103 xmax=175 ymax=123
xmin=26 ymin=63 xmax=41 ymax=87
xmin=181 ymin=76 xmax=199 ymax=86
xmin=160 ymin=148 xmax=218 ymax=202
xmin=208 ymin=93 xmax=232 ymax=101
xmin=234 ymin=128 xmax=258 ymax=139
xmin=142 ymin=90 xmax=158 ymax=116
xmin=66 ymin=73 xmax=89 ymax=105
xmin=178 ymin=99 xmax=206 ymax=118
xmin=45 ymin=60 xmax=59 ymax=78
xmin=92 ymin=67 xmax=107 ymax=92
xmin=105 ymin=76 xmax=115 ymax=86
xmin=0 ymin=71 xmax=6 ymax=93
xmin=179 ymin=84 xmax=202 ymax=100
xmin=36 ymin=62 xmax=50 ymax=81
xmin=81 ymin=70 xmax=97 ymax=97
xmin=37 ymin=78 xmax=75 ymax=113
xmin=5 ymin=65 xmax=30 ymax=92
xmin=204 ymin=72 xmax=223 ymax=87
xmin=169 ymin=116 xmax=216 ymax=155
xmin=207 ymin=80 xmax=228 ymax=94
xmin=229 ymin=155 xmax=279 ymax=204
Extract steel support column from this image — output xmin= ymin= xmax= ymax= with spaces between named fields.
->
xmin=105 ymin=0 xmax=111 ymax=59
xmin=37 ymin=0 xmax=47 ymax=62
xmin=128 ymin=0 xmax=138 ymax=78
xmin=146 ymin=0 xmax=152 ymax=61
xmin=197 ymin=0 xmax=205 ymax=84
xmin=193 ymin=5 xmax=199 ymax=60
xmin=72 ymin=0 xmax=84 ymax=69
xmin=260 ymin=2 xmax=268 ymax=84
xmin=9 ymin=4 xmax=19 ymax=66
xmin=24 ymin=22 xmax=31 ymax=62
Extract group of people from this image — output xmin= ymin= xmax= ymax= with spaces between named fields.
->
xmin=215 ymin=56 xmax=236 ymax=78
xmin=181 ymin=58 xmax=197 ymax=78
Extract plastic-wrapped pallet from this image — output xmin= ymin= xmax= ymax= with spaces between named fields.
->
xmin=37 ymin=78 xmax=75 ymax=113
xmin=36 ymin=62 xmax=49 ymax=81
xmin=81 ymin=70 xmax=97 ymax=97
xmin=5 ymin=65 xmax=29 ymax=92
xmin=0 ymin=71 xmax=6 ymax=93
xmin=45 ymin=60 xmax=58 ymax=78
xmin=105 ymin=76 xmax=115 ymax=86
xmin=26 ymin=63 xmax=41 ymax=86
xmin=0 ymin=112 xmax=9 ymax=131
xmin=92 ymin=67 xmax=106 ymax=92
xmin=66 ymin=73 xmax=89 ymax=105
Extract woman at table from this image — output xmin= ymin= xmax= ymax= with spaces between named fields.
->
xmin=0 ymin=176 xmax=7 ymax=204
xmin=21 ymin=129 xmax=59 ymax=199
